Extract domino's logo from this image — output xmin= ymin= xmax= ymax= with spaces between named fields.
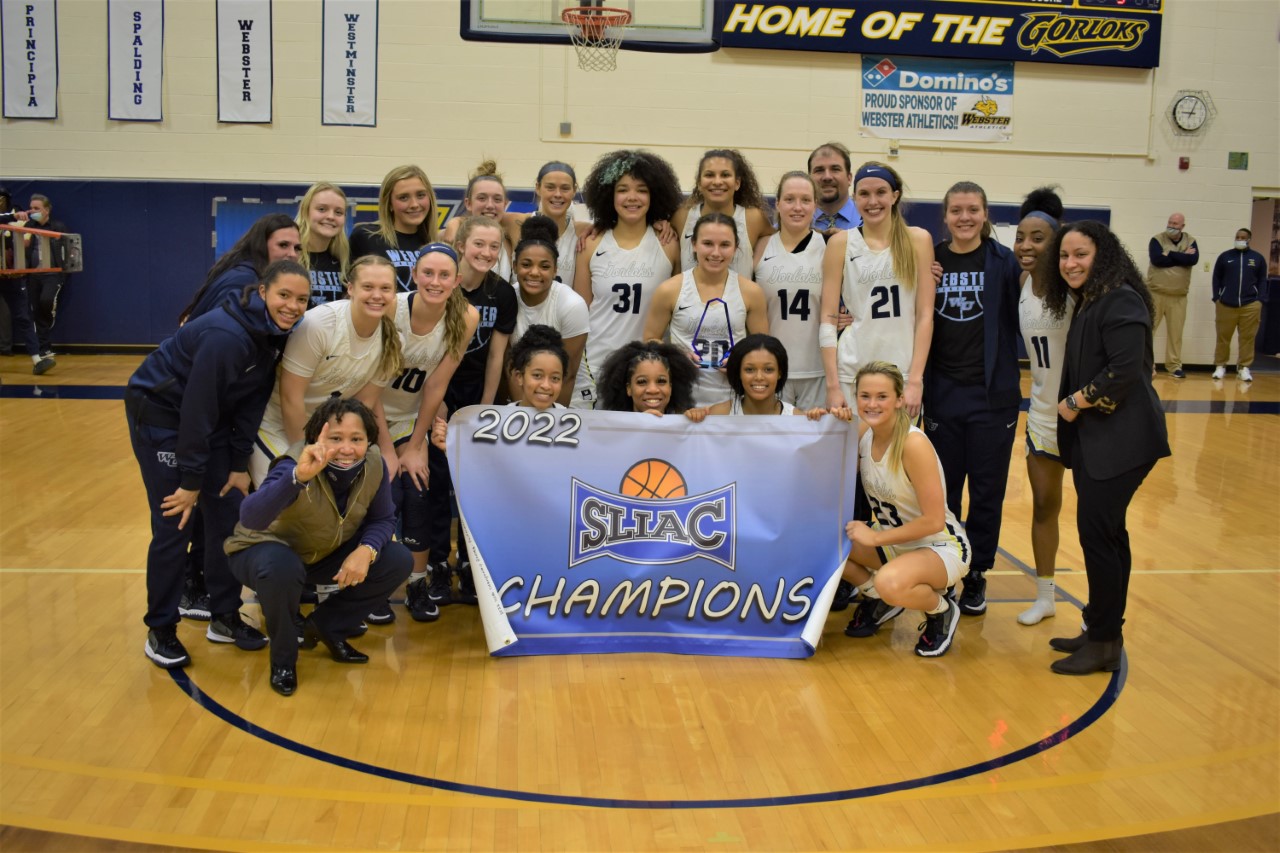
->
xmin=863 ymin=58 xmax=897 ymax=88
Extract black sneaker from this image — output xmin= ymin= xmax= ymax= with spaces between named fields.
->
xmin=958 ymin=573 xmax=987 ymax=616
xmin=179 ymin=584 xmax=212 ymax=621
xmin=915 ymin=600 xmax=959 ymax=657
xmin=207 ymin=611 xmax=269 ymax=650
xmin=145 ymin=625 xmax=191 ymax=669
xmin=405 ymin=577 xmax=441 ymax=622
xmin=456 ymin=562 xmax=478 ymax=605
xmin=831 ymin=580 xmax=855 ymax=612
xmin=844 ymin=597 xmax=904 ymax=638
xmin=32 ymin=356 xmax=55 ymax=375
xmin=366 ymin=600 xmax=396 ymax=624
xmin=427 ymin=561 xmax=452 ymax=606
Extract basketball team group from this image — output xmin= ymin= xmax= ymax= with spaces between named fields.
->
xmin=126 ymin=142 xmax=1170 ymax=696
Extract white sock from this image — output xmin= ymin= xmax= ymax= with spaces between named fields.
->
xmin=927 ymin=593 xmax=949 ymax=615
xmin=858 ymin=577 xmax=880 ymax=600
xmin=1018 ymin=578 xmax=1057 ymax=625
xmin=409 ymin=571 xmax=427 ymax=582
xmin=30 ymin=354 xmax=40 ymax=365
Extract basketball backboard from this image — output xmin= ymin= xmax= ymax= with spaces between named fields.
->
xmin=460 ymin=0 xmax=717 ymax=53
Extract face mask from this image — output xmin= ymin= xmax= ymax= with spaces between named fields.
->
xmin=1235 ymin=240 xmax=1248 ymax=251
xmin=29 ymin=211 xmax=43 ymax=223
xmin=1166 ymin=227 xmax=1181 ymax=237
xmin=325 ymin=457 xmax=366 ymax=491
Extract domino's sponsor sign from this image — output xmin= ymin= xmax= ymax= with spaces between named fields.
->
xmin=448 ymin=407 xmax=856 ymax=658
xmin=861 ymin=55 xmax=1013 ymax=142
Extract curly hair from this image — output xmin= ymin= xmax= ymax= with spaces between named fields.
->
xmin=1019 ymin=185 xmax=1064 ymax=222
xmin=1038 ymin=220 xmax=1154 ymax=322
xmin=688 ymin=149 xmax=765 ymax=210
xmin=724 ymin=334 xmax=788 ymax=398
xmin=510 ymin=324 xmax=568 ymax=375
xmin=581 ymin=150 xmax=683 ymax=231
xmin=303 ymin=396 xmax=379 ymax=445
xmin=597 ymin=340 xmax=698 ymax=414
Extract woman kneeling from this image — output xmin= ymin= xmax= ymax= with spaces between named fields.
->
xmin=836 ymin=362 xmax=971 ymax=657
xmin=225 ymin=398 xmax=412 ymax=696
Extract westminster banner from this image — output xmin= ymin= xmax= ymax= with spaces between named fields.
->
xmin=322 ymin=0 xmax=377 ymax=126
xmin=2 ymin=0 xmax=58 ymax=119
xmin=448 ymin=407 xmax=857 ymax=658
xmin=216 ymin=0 xmax=271 ymax=123
xmin=860 ymin=55 xmax=1013 ymax=142
xmin=107 ymin=0 xmax=162 ymax=121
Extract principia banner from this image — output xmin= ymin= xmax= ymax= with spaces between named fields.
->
xmin=861 ymin=55 xmax=1012 ymax=142
xmin=447 ymin=407 xmax=857 ymax=658
xmin=714 ymin=0 xmax=1163 ymax=69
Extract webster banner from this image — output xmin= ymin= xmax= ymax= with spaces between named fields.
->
xmin=2 ymin=0 xmax=58 ymax=119
xmin=448 ymin=408 xmax=857 ymax=658
xmin=217 ymin=0 xmax=271 ymax=123
xmin=322 ymin=0 xmax=377 ymax=126
xmin=860 ymin=55 xmax=1012 ymax=142
xmin=107 ymin=0 xmax=163 ymax=121
xmin=714 ymin=0 xmax=1163 ymax=69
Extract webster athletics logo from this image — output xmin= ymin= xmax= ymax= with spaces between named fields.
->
xmin=961 ymin=95 xmax=1010 ymax=128
xmin=570 ymin=459 xmax=736 ymax=570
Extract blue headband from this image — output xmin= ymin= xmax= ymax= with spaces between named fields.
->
xmin=537 ymin=161 xmax=577 ymax=184
xmin=1024 ymin=210 xmax=1060 ymax=231
xmin=415 ymin=243 xmax=459 ymax=265
xmin=854 ymin=165 xmax=899 ymax=191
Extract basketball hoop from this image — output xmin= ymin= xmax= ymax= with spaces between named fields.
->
xmin=561 ymin=6 xmax=631 ymax=72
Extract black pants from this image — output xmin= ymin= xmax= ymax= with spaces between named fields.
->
xmin=425 ymin=378 xmax=484 ymax=563
xmin=229 ymin=538 xmax=412 ymax=667
xmin=0 ymin=276 xmax=39 ymax=355
xmin=392 ymin=437 xmax=431 ymax=554
xmin=28 ymin=272 xmax=64 ymax=354
xmin=1072 ymin=443 xmax=1154 ymax=643
xmin=925 ymin=373 xmax=1018 ymax=576
xmin=125 ymin=399 xmax=245 ymax=628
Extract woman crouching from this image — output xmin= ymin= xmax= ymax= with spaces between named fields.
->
xmin=225 ymin=397 xmax=412 ymax=696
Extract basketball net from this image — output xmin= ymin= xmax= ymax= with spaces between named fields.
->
xmin=561 ymin=6 xmax=631 ymax=72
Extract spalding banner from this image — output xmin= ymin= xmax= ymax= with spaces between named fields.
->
xmin=448 ymin=407 xmax=857 ymax=658
xmin=714 ymin=0 xmax=1163 ymax=69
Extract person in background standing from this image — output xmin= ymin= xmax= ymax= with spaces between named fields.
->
xmin=1145 ymin=212 xmax=1198 ymax=378
xmin=1210 ymin=228 xmax=1267 ymax=383
xmin=808 ymin=142 xmax=862 ymax=234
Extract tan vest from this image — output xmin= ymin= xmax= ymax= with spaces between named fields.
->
xmin=224 ymin=444 xmax=385 ymax=564
xmin=1145 ymin=231 xmax=1195 ymax=296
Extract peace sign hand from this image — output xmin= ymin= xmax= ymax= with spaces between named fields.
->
xmin=294 ymin=422 xmax=337 ymax=483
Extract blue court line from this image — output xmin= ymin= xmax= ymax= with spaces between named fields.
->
xmin=0 ymin=383 xmax=125 ymax=400
xmin=167 ymin=619 xmax=1124 ymax=810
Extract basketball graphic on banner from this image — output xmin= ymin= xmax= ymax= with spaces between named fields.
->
xmin=619 ymin=459 xmax=688 ymax=499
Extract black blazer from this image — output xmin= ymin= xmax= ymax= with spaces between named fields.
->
xmin=1058 ymin=283 xmax=1170 ymax=480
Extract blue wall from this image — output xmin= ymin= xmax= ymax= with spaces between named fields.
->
xmin=0 ymin=177 xmax=1107 ymax=347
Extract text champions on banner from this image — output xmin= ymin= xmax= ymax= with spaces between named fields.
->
xmin=861 ymin=55 xmax=1012 ymax=142
xmin=714 ymin=0 xmax=1163 ymax=69
xmin=322 ymin=0 xmax=376 ymax=126
xmin=216 ymin=0 xmax=271 ymax=123
xmin=447 ymin=408 xmax=857 ymax=658
xmin=1 ymin=0 xmax=57 ymax=119
xmin=107 ymin=0 xmax=162 ymax=121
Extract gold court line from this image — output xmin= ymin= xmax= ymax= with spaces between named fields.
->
xmin=0 ymin=811 xmax=326 ymax=853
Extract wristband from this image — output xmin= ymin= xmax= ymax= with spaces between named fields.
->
xmin=818 ymin=322 xmax=838 ymax=349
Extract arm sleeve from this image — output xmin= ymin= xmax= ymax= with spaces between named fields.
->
xmin=1211 ymin=255 xmax=1226 ymax=301
xmin=559 ymin=286 xmax=591 ymax=338
xmin=494 ymin=283 xmax=519 ymax=335
xmin=355 ymin=466 xmax=397 ymax=552
xmin=1166 ymin=239 xmax=1198 ymax=266
xmin=238 ymin=458 xmax=305 ymax=529
xmin=174 ymin=328 xmax=246 ymax=490
xmin=1078 ymin=289 xmax=1149 ymax=415
xmin=229 ymin=363 xmax=277 ymax=472
xmin=1148 ymin=238 xmax=1176 ymax=268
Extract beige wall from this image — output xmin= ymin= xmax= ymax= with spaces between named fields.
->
xmin=2 ymin=0 xmax=1277 ymax=364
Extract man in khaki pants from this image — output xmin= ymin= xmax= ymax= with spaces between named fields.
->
xmin=1211 ymin=228 xmax=1267 ymax=383
xmin=1145 ymin=213 xmax=1198 ymax=378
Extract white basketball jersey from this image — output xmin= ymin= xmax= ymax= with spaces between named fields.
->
xmin=680 ymin=203 xmax=754 ymax=281
xmin=554 ymin=210 xmax=580 ymax=286
xmin=837 ymin=228 xmax=917 ymax=383
xmin=757 ymin=230 xmax=826 ymax=379
xmin=859 ymin=426 xmax=970 ymax=557
xmin=1019 ymin=278 xmax=1070 ymax=440
xmin=574 ymin=227 xmax=673 ymax=406
xmin=729 ymin=396 xmax=795 ymax=416
xmin=382 ymin=291 xmax=450 ymax=440
xmin=514 ymin=280 xmax=590 ymax=343
xmin=669 ymin=269 xmax=748 ymax=408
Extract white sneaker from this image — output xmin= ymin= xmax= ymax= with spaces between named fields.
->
xmin=1211 ymin=366 xmax=1226 ymax=380
xmin=1239 ymin=367 xmax=1253 ymax=382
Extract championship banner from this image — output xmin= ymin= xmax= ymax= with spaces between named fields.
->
xmin=107 ymin=0 xmax=163 ymax=121
xmin=861 ymin=55 xmax=1012 ymax=142
xmin=322 ymin=0 xmax=377 ymax=126
xmin=1 ymin=0 xmax=57 ymax=119
xmin=217 ymin=0 xmax=271 ymax=123
xmin=448 ymin=408 xmax=857 ymax=658
xmin=715 ymin=0 xmax=1163 ymax=69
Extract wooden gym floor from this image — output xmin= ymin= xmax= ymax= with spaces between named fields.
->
xmin=1 ymin=354 xmax=1277 ymax=852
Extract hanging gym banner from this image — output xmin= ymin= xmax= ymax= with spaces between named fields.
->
xmin=216 ymin=0 xmax=271 ymax=123
xmin=447 ymin=408 xmax=857 ymax=658
xmin=714 ymin=0 xmax=1163 ymax=69
xmin=107 ymin=0 xmax=163 ymax=121
xmin=321 ymin=0 xmax=377 ymax=126
xmin=1 ymin=0 xmax=58 ymax=119
xmin=860 ymin=55 xmax=1013 ymax=142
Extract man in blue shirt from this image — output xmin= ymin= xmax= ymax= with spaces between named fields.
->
xmin=808 ymin=142 xmax=862 ymax=234
xmin=1211 ymin=227 xmax=1267 ymax=382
